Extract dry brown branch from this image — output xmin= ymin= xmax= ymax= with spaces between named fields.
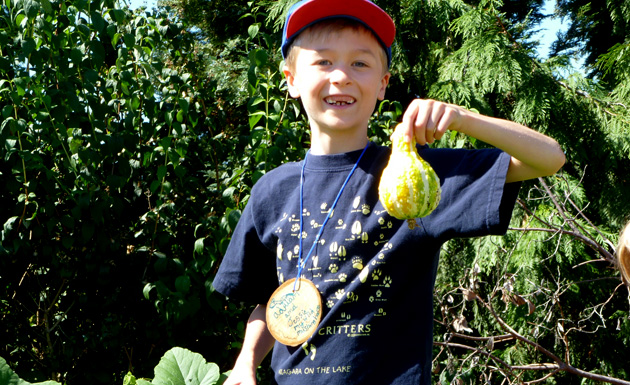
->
xmin=475 ymin=295 xmax=630 ymax=385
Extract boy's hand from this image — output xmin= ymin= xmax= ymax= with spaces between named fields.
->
xmin=223 ymin=370 xmax=257 ymax=385
xmin=399 ymin=99 xmax=465 ymax=145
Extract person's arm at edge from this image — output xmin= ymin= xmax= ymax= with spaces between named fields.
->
xmin=399 ymin=99 xmax=566 ymax=183
xmin=224 ymin=304 xmax=276 ymax=385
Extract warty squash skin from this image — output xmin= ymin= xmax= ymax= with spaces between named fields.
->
xmin=378 ymin=125 xmax=442 ymax=228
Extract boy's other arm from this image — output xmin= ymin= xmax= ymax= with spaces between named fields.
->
xmin=224 ymin=304 xmax=276 ymax=385
xmin=399 ymin=99 xmax=566 ymax=183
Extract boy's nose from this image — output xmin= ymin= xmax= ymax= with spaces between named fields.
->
xmin=329 ymin=67 xmax=352 ymax=85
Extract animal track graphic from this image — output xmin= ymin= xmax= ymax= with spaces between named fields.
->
xmin=351 ymin=221 xmax=362 ymax=236
xmin=277 ymin=243 xmax=283 ymax=261
xmin=335 ymin=289 xmax=345 ymax=300
xmin=352 ymin=256 xmax=363 ymax=270
xmin=329 ymin=242 xmax=346 ymax=257
xmin=329 ymin=264 xmax=339 ymax=273
xmin=301 ymin=342 xmax=317 ymax=360
xmin=383 ymin=275 xmax=392 ymax=288
xmin=372 ymin=268 xmax=382 ymax=281
xmin=339 ymin=273 xmax=347 ymax=283
xmin=326 ymin=300 xmax=334 ymax=308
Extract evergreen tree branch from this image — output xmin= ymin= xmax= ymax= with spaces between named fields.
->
xmin=512 ymin=178 xmax=616 ymax=264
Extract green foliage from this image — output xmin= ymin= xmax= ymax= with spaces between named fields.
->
xmin=0 ymin=0 xmax=251 ymax=382
xmin=2 ymin=0 xmax=629 ymax=383
xmin=554 ymin=0 xmax=629 ymax=79
xmin=0 ymin=356 xmax=60 ymax=385
xmin=2 ymin=347 xmax=228 ymax=385
xmin=124 ymin=347 xmax=226 ymax=385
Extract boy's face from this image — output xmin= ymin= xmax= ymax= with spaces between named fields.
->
xmin=283 ymin=27 xmax=390 ymax=143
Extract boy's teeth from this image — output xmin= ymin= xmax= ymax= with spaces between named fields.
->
xmin=325 ymin=97 xmax=355 ymax=106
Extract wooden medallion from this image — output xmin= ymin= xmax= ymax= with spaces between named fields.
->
xmin=266 ymin=278 xmax=322 ymax=347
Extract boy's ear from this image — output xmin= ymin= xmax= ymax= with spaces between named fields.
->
xmin=377 ymin=72 xmax=391 ymax=101
xmin=283 ymin=65 xmax=301 ymax=98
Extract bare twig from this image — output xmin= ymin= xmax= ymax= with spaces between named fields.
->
xmin=476 ymin=295 xmax=630 ymax=385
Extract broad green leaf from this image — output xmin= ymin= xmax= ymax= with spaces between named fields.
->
xmin=0 ymin=356 xmax=19 ymax=385
xmin=90 ymin=11 xmax=105 ymax=33
xmin=248 ymin=111 xmax=265 ymax=129
xmin=226 ymin=209 xmax=241 ymax=231
xmin=177 ymin=98 xmax=189 ymax=113
xmin=221 ymin=186 xmax=237 ymax=208
xmin=89 ymin=41 xmax=106 ymax=67
xmin=247 ymin=24 xmax=259 ymax=39
xmin=157 ymin=165 xmax=167 ymax=181
xmin=21 ymin=38 xmax=35 ymax=56
xmin=40 ymin=0 xmax=51 ymax=13
xmin=143 ymin=283 xmax=154 ymax=300
xmin=152 ymin=347 xmax=220 ymax=385
xmin=0 ymin=356 xmax=61 ymax=385
xmin=122 ymin=372 xmax=136 ymax=385
xmin=175 ymin=275 xmax=190 ymax=294
xmin=3 ymin=217 xmax=18 ymax=234
xmin=15 ymin=14 xmax=25 ymax=27
xmin=23 ymin=0 xmax=40 ymax=19
xmin=194 ymin=238 xmax=204 ymax=256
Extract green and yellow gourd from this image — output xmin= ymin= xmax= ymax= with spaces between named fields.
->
xmin=378 ymin=125 xmax=442 ymax=229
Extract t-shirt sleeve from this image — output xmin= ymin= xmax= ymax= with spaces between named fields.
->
xmin=212 ymin=196 xmax=279 ymax=304
xmin=420 ymin=148 xmax=521 ymax=239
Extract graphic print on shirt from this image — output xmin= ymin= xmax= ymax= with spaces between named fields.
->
xmin=274 ymin=194 xmax=400 ymax=348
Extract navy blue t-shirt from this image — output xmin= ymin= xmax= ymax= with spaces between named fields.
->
xmin=213 ymin=141 xmax=520 ymax=384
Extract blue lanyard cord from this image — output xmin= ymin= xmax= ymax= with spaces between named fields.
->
xmin=294 ymin=143 xmax=369 ymax=291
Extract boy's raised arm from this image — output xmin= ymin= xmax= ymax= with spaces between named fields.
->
xmin=399 ymin=99 xmax=566 ymax=183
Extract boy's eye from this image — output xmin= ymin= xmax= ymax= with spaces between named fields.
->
xmin=353 ymin=61 xmax=368 ymax=68
xmin=316 ymin=59 xmax=332 ymax=65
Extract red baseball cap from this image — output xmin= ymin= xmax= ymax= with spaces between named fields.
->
xmin=281 ymin=0 xmax=395 ymax=66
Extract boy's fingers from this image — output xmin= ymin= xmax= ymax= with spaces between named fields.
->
xmin=402 ymin=99 xmax=434 ymax=145
xmin=400 ymin=102 xmax=419 ymax=144
xmin=397 ymin=117 xmax=414 ymax=144
xmin=426 ymin=101 xmax=446 ymax=143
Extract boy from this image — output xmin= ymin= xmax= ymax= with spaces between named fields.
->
xmin=214 ymin=0 xmax=566 ymax=384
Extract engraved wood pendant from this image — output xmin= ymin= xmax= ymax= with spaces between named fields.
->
xmin=266 ymin=278 xmax=322 ymax=347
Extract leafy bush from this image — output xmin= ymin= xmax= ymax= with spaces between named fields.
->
xmin=0 ymin=0 xmax=251 ymax=381
xmin=1 ymin=347 xmax=227 ymax=385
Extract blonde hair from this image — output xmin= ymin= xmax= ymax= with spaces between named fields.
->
xmin=284 ymin=19 xmax=389 ymax=74
xmin=617 ymin=220 xmax=630 ymax=285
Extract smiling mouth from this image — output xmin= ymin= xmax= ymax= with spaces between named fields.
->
xmin=325 ymin=96 xmax=356 ymax=106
